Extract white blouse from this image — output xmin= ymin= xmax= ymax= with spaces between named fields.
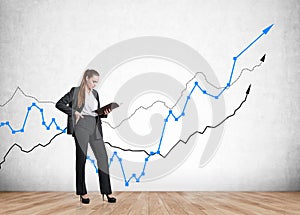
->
xmin=81 ymin=91 xmax=98 ymax=117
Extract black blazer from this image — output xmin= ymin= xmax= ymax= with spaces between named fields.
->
xmin=55 ymin=87 xmax=107 ymax=138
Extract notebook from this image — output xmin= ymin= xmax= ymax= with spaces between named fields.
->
xmin=93 ymin=102 xmax=119 ymax=115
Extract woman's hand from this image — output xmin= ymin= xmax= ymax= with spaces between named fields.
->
xmin=75 ymin=111 xmax=84 ymax=124
xmin=104 ymin=108 xmax=112 ymax=115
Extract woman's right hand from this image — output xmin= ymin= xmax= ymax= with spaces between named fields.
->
xmin=75 ymin=111 xmax=84 ymax=124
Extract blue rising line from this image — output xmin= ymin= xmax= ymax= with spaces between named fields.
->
xmin=192 ymin=82 xmax=200 ymax=93
xmin=236 ymin=33 xmax=263 ymax=59
xmin=157 ymin=117 xmax=169 ymax=152
xmin=0 ymin=102 xmax=66 ymax=134
xmin=181 ymin=96 xmax=190 ymax=116
xmin=197 ymin=24 xmax=273 ymax=99
xmin=217 ymin=86 xmax=228 ymax=98
xmin=139 ymin=158 xmax=149 ymax=178
xmin=21 ymin=109 xmax=31 ymax=132
xmin=228 ymin=58 xmax=237 ymax=84
xmin=235 ymin=24 xmax=273 ymax=59
xmin=87 ymin=24 xmax=274 ymax=186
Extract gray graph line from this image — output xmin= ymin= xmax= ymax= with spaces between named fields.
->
xmin=170 ymin=61 xmax=262 ymax=109
xmin=0 ymin=57 xmax=263 ymax=130
xmin=207 ymin=62 xmax=262 ymax=89
xmin=0 ymin=86 xmax=55 ymax=107
xmin=103 ymin=58 xmax=263 ymax=129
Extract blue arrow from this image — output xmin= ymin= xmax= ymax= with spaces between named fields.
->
xmin=263 ymin=24 xmax=274 ymax=34
xmin=236 ymin=24 xmax=274 ymax=59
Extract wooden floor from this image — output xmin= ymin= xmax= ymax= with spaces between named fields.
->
xmin=0 ymin=192 xmax=299 ymax=215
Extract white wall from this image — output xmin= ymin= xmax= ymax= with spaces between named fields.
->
xmin=0 ymin=0 xmax=299 ymax=191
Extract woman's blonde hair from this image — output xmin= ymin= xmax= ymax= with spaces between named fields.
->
xmin=77 ymin=69 xmax=99 ymax=108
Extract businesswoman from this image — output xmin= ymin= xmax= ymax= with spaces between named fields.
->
xmin=56 ymin=69 xmax=116 ymax=204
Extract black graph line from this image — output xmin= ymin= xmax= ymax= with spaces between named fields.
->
xmin=0 ymin=84 xmax=250 ymax=169
xmin=105 ymin=141 xmax=150 ymax=156
xmin=104 ymin=84 xmax=251 ymax=158
xmin=0 ymin=131 xmax=64 ymax=169
xmin=161 ymin=84 xmax=251 ymax=158
xmin=103 ymin=56 xmax=263 ymax=129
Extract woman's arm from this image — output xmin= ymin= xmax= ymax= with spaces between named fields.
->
xmin=93 ymin=89 xmax=108 ymax=118
xmin=55 ymin=87 xmax=75 ymax=116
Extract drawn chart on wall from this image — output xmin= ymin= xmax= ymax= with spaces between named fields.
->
xmin=0 ymin=20 xmax=277 ymax=191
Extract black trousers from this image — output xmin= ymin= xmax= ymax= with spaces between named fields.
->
xmin=74 ymin=115 xmax=112 ymax=195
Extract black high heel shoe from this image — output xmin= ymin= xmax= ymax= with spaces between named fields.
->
xmin=80 ymin=195 xmax=90 ymax=204
xmin=102 ymin=194 xmax=116 ymax=203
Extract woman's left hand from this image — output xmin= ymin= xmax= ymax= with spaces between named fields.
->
xmin=104 ymin=108 xmax=112 ymax=115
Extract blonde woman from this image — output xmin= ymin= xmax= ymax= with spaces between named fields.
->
xmin=56 ymin=69 xmax=116 ymax=204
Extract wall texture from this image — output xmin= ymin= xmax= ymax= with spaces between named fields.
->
xmin=0 ymin=0 xmax=299 ymax=191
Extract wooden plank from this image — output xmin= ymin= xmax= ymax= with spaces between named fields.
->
xmin=108 ymin=192 xmax=140 ymax=214
xmin=0 ymin=191 xmax=299 ymax=214
xmin=127 ymin=192 xmax=148 ymax=215
xmin=169 ymin=192 xmax=207 ymax=215
xmin=89 ymin=191 xmax=129 ymax=215
xmin=159 ymin=192 xmax=188 ymax=215
xmin=148 ymin=192 xmax=169 ymax=215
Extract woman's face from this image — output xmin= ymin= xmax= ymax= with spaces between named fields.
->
xmin=86 ymin=75 xmax=99 ymax=90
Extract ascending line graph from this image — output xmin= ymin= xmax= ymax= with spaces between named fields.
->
xmin=104 ymin=54 xmax=265 ymax=130
xmin=0 ymin=87 xmax=249 ymax=172
xmin=0 ymin=25 xmax=273 ymax=134
xmin=0 ymin=57 xmax=263 ymax=170
xmin=0 ymin=55 xmax=264 ymax=135
xmin=205 ymin=24 xmax=272 ymax=99
xmin=0 ymin=24 xmax=273 ymax=186
xmin=87 ymin=24 xmax=273 ymax=186
xmin=0 ymin=84 xmax=250 ymax=171
xmin=0 ymin=132 xmax=64 ymax=169
xmin=98 ymin=84 xmax=251 ymax=186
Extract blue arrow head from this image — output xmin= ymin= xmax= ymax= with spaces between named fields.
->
xmin=263 ymin=24 xmax=274 ymax=34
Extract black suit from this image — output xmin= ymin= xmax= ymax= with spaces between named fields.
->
xmin=55 ymin=87 xmax=107 ymax=137
xmin=56 ymin=87 xmax=112 ymax=195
